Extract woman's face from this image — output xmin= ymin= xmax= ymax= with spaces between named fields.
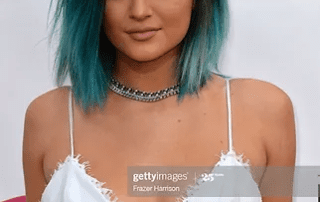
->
xmin=104 ymin=0 xmax=194 ymax=62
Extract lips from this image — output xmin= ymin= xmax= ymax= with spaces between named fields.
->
xmin=126 ymin=28 xmax=161 ymax=34
xmin=127 ymin=30 xmax=159 ymax=41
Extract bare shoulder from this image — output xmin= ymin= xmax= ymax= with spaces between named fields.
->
xmin=24 ymin=86 xmax=71 ymax=149
xmin=26 ymin=86 xmax=71 ymax=113
xmin=229 ymin=78 xmax=293 ymax=109
xmin=25 ymin=86 xmax=71 ymax=119
xmin=230 ymin=78 xmax=296 ymax=166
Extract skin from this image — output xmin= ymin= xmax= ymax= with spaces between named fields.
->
xmin=22 ymin=0 xmax=296 ymax=202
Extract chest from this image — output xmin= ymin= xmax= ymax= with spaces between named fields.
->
xmin=43 ymin=90 xmax=267 ymax=201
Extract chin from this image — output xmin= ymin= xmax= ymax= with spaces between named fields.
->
xmin=128 ymin=54 xmax=162 ymax=62
xmin=123 ymin=48 xmax=165 ymax=62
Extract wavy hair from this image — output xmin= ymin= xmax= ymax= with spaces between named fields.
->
xmin=47 ymin=0 xmax=231 ymax=114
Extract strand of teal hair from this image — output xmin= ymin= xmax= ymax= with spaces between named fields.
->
xmin=177 ymin=0 xmax=223 ymax=103
xmin=72 ymin=1 xmax=107 ymax=113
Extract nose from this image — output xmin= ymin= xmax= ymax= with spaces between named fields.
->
xmin=129 ymin=0 xmax=153 ymax=21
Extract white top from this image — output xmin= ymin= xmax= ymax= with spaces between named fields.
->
xmin=40 ymin=78 xmax=262 ymax=202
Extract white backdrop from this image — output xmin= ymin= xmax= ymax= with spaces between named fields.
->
xmin=1 ymin=0 xmax=319 ymax=201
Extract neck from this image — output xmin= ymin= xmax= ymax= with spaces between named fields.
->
xmin=112 ymin=47 xmax=181 ymax=92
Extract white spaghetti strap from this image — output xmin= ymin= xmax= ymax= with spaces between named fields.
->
xmin=226 ymin=78 xmax=234 ymax=153
xmin=68 ymin=88 xmax=74 ymax=158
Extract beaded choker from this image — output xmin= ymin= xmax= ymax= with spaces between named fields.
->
xmin=108 ymin=76 xmax=180 ymax=102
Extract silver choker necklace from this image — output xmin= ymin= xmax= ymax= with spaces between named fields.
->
xmin=108 ymin=76 xmax=180 ymax=102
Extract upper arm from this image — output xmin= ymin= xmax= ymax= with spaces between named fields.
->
xmin=240 ymin=79 xmax=296 ymax=202
xmin=23 ymin=87 xmax=69 ymax=202
xmin=23 ymin=97 xmax=49 ymax=202
xmin=262 ymin=88 xmax=296 ymax=202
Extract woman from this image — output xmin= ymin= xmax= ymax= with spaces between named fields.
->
xmin=23 ymin=0 xmax=296 ymax=201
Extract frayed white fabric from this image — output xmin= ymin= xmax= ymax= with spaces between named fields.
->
xmin=41 ymin=154 xmax=119 ymax=202
xmin=41 ymin=78 xmax=262 ymax=202
xmin=176 ymin=149 xmax=262 ymax=202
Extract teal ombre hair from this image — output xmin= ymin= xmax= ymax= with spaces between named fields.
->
xmin=47 ymin=0 xmax=231 ymax=114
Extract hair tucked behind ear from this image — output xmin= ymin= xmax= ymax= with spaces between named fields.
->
xmin=47 ymin=0 xmax=231 ymax=115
